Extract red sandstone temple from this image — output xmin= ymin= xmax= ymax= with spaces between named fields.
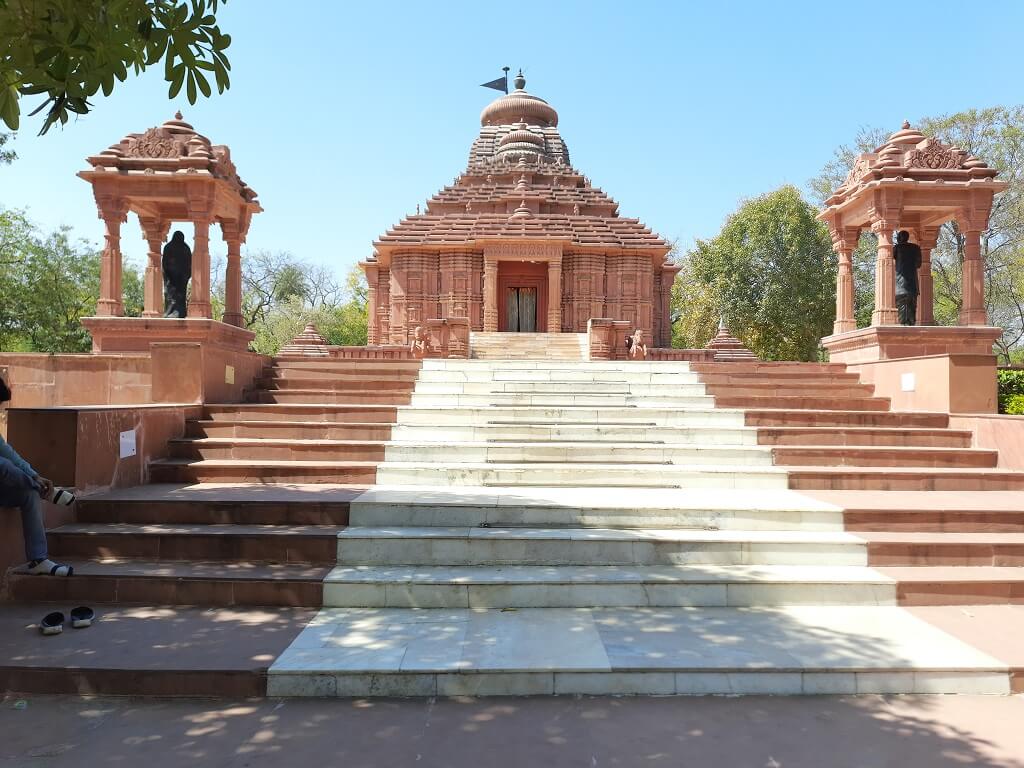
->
xmin=361 ymin=72 xmax=679 ymax=346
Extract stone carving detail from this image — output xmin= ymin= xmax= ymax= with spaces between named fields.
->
xmin=843 ymin=156 xmax=874 ymax=188
xmin=124 ymin=128 xmax=186 ymax=158
xmin=906 ymin=139 xmax=965 ymax=170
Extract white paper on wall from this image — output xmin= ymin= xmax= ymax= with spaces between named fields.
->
xmin=119 ymin=429 xmax=137 ymax=459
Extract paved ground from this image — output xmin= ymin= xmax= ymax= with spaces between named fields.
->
xmin=1 ymin=694 xmax=1022 ymax=767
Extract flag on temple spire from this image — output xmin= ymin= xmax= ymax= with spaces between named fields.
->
xmin=480 ymin=67 xmax=510 ymax=94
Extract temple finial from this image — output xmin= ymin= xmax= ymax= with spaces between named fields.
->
xmin=902 ymin=120 xmax=911 ymax=130
xmin=514 ymin=69 xmax=526 ymax=90
xmin=175 ymin=110 xmax=183 ymax=120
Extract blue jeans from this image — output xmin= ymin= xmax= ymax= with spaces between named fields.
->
xmin=0 ymin=457 xmax=48 ymax=562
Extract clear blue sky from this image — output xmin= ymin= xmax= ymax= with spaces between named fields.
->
xmin=2 ymin=0 xmax=1022 ymax=282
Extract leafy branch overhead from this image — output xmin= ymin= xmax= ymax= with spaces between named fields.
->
xmin=0 ymin=0 xmax=231 ymax=134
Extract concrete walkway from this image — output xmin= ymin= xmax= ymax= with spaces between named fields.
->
xmin=1 ymin=694 xmax=1022 ymax=767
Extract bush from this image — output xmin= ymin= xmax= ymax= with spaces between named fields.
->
xmin=997 ymin=369 xmax=1024 ymax=414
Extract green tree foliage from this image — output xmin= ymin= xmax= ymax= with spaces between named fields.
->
xmin=672 ymin=186 xmax=836 ymax=361
xmin=0 ymin=207 xmax=142 ymax=352
xmin=0 ymin=132 xmax=14 ymax=163
xmin=809 ymin=107 xmax=1024 ymax=362
xmin=0 ymin=0 xmax=231 ymax=134
xmin=997 ymin=368 xmax=1024 ymax=414
xmin=212 ymin=250 xmax=368 ymax=355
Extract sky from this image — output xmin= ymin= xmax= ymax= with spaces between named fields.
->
xmin=2 ymin=0 xmax=1022 ymax=283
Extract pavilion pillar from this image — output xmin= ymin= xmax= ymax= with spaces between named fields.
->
xmin=917 ymin=228 xmax=938 ymax=326
xmin=960 ymin=228 xmax=987 ymax=326
xmin=364 ymin=263 xmax=379 ymax=344
xmin=833 ymin=229 xmax=858 ymax=334
xmin=221 ymin=222 xmax=244 ymax=327
xmin=140 ymin=217 xmax=170 ymax=318
xmin=95 ymin=199 xmax=128 ymax=317
xmin=188 ymin=216 xmax=213 ymax=319
xmin=483 ymin=256 xmax=498 ymax=332
xmin=547 ymin=258 xmax=562 ymax=332
xmin=870 ymin=220 xmax=897 ymax=326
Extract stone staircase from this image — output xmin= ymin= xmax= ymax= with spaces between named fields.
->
xmin=267 ymin=357 xmax=1022 ymax=696
xmin=6 ymin=358 xmax=420 ymax=609
xmin=470 ymin=331 xmax=587 ymax=360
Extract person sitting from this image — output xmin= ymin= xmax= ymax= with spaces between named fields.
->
xmin=625 ymin=328 xmax=648 ymax=359
xmin=0 ymin=373 xmax=73 ymax=576
xmin=409 ymin=325 xmax=430 ymax=358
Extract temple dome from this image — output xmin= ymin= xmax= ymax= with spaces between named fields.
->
xmin=480 ymin=71 xmax=559 ymax=127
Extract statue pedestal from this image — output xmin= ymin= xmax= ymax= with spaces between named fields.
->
xmin=822 ymin=325 xmax=1002 ymax=414
xmin=81 ymin=317 xmax=255 ymax=354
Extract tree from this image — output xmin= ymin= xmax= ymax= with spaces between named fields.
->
xmin=809 ymin=107 xmax=1024 ymax=362
xmin=0 ymin=206 xmax=143 ymax=352
xmin=673 ymin=186 xmax=836 ymax=361
xmin=0 ymin=132 xmax=14 ymax=164
xmin=0 ymin=0 xmax=232 ymax=134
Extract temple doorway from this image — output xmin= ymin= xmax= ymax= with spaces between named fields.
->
xmin=497 ymin=261 xmax=548 ymax=332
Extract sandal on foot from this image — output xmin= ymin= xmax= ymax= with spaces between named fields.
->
xmin=70 ymin=606 xmax=94 ymax=628
xmin=40 ymin=611 xmax=64 ymax=636
xmin=27 ymin=559 xmax=74 ymax=577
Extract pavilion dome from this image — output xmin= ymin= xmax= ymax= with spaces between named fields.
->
xmin=480 ymin=71 xmax=559 ymax=127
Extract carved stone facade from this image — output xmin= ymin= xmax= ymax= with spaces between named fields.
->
xmin=362 ymin=73 xmax=679 ymax=345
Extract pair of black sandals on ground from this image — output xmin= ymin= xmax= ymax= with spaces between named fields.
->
xmin=40 ymin=607 xmax=95 ymax=635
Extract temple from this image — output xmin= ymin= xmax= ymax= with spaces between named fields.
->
xmin=361 ymin=72 xmax=679 ymax=346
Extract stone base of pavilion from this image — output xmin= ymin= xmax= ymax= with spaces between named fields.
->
xmin=822 ymin=325 xmax=1002 ymax=414
xmin=81 ymin=316 xmax=255 ymax=354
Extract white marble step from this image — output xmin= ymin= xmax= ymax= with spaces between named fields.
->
xmin=417 ymin=369 xmax=703 ymax=384
xmin=336 ymin=527 xmax=866 ymax=566
xmin=389 ymin=423 xmax=758 ymax=445
xmin=322 ymin=564 xmax=896 ymax=608
xmin=412 ymin=382 xmax=708 ymax=396
xmin=408 ymin=393 xmax=715 ymax=407
xmin=374 ymin=462 xmax=789 ymax=488
xmin=267 ymin=606 xmax=1011 ymax=696
xmin=381 ymin=442 xmax=773 ymax=465
xmin=348 ymin=487 xmax=845 ymax=530
xmin=395 ymin=406 xmax=746 ymax=428
xmin=422 ymin=359 xmax=693 ymax=372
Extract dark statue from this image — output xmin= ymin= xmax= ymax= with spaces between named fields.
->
xmin=893 ymin=230 xmax=922 ymax=326
xmin=162 ymin=230 xmax=192 ymax=318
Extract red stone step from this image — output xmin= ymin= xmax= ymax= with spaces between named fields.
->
xmin=168 ymin=437 xmax=387 ymax=461
xmin=715 ymin=395 xmax=890 ymax=411
xmin=859 ymin=532 xmax=1024 ymax=567
xmin=76 ymin=484 xmax=361 ymax=525
xmin=187 ymin=419 xmax=394 ymax=440
xmin=877 ymin=566 xmax=1024 ymax=605
xmin=773 ymin=446 xmax=998 ymax=469
xmin=264 ymin=367 xmax=419 ymax=381
xmin=149 ymin=459 xmax=378 ymax=485
xmin=845 ymin=509 xmax=1024 ymax=534
xmin=7 ymin=559 xmax=329 ymax=606
xmin=248 ymin=390 xmax=412 ymax=405
xmin=744 ymin=409 xmax=949 ymax=428
xmin=48 ymin=523 xmax=339 ymax=564
xmin=204 ymin=404 xmax=400 ymax=422
xmin=271 ymin=360 xmax=422 ymax=374
xmin=255 ymin=376 xmax=417 ymax=391
xmin=691 ymin=362 xmax=848 ymax=374
xmin=705 ymin=383 xmax=876 ymax=398
xmin=789 ymin=467 xmax=1024 ymax=491
xmin=757 ymin=426 xmax=972 ymax=448
xmin=698 ymin=372 xmax=863 ymax=385
xmin=0 ymin=603 xmax=314 ymax=696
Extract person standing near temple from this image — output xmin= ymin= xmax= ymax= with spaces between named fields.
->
xmin=162 ymin=230 xmax=192 ymax=318
xmin=894 ymin=230 xmax=923 ymax=326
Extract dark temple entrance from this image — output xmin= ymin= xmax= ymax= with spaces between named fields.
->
xmin=497 ymin=261 xmax=548 ymax=332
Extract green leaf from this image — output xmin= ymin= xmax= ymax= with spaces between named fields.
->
xmin=168 ymin=64 xmax=186 ymax=98
xmin=194 ymin=70 xmax=211 ymax=98
xmin=186 ymin=71 xmax=197 ymax=103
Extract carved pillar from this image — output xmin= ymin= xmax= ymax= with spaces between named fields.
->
xmin=363 ymin=263 xmax=378 ymax=344
xmin=833 ymin=228 xmax=858 ymax=334
xmin=870 ymin=220 xmax=897 ymax=326
xmin=659 ymin=268 xmax=675 ymax=347
xmin=483 ymin=256 xmax=499 ymax=332
xmin=221 ymin=222 xmax=243 ymax=327
xmin=547 ymin=258 xmax=562 ymax=332
xmin=96 ymin=199 xmax=128 ymax=317
xmin=187 ymin=216 xmax=213 ymax=319
xmin=960 ymin=228 xmax=986 ymax=326
xmin=917 ymin=228 xmax=939 ymax=326
xmin=139 ymin=217 xmax=170 ymax=318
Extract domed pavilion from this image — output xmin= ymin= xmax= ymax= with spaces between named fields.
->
xmin=361 ymin=72 xmax=679 ymax=346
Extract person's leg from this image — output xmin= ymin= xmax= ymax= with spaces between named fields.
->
xmin=0 ymin=457 xmax=71 ymax=575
